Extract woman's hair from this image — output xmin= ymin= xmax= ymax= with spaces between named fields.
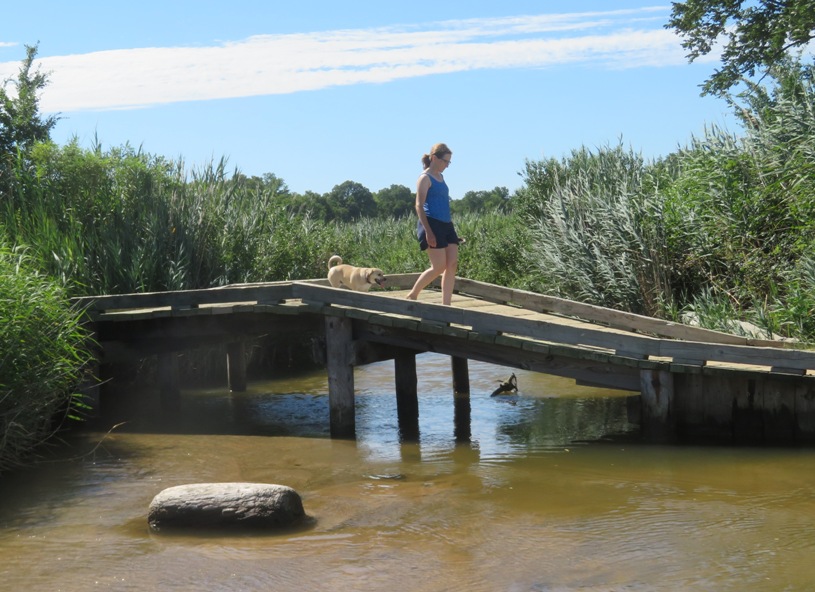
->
xmin=421 ymin=143 xmax=452 ymax=169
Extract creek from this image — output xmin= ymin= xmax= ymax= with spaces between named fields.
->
xmin=2 ymin=353 xmax=815 ymax=591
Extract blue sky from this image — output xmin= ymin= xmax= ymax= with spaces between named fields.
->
xmin=1 ymin=1 xmax=736 ymax=198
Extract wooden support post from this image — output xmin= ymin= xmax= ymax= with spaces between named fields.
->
xmin=227 ymin=341 xmax=247 ymax=392
xmin=451 ymin=356 xmax=470 ymax=394
xmin=394 ymin=350 xmax=419 ymax=441
xmin=158 ymin=352 xmax=180 ymax=410
xmin=640 ymin=369 xmax=675 ymax=442
xmin=758 ymin=377 xmax=796 ymax=445
xmin=325 ymin=316 xmax=355 ymax=439
xmin=451 ymin=356 xmax=471 ymax=442
xmin=795 ymin=382 xmax=815 ymax=444
xmin=733 ymin=378 xmax=762 ymax=444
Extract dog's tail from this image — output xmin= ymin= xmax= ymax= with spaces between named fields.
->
xmin=328 ymin=255 xmax=342 ymax=269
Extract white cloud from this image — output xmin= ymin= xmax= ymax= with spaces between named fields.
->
xmin=0 ymin=7 xmax=696 ymax=113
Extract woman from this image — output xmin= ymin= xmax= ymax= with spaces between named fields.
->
xmin=406 ymin=142 xmax=462 ymax=305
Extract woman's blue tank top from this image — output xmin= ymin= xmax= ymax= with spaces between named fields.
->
xmin=422 ymin=174 xmax=451 ymax=223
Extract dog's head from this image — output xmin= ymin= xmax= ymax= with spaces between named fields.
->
xmin=367 ymin=269 xmax=386 ymax=287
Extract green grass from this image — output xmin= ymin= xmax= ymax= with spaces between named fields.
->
xmin=0 ymin=243 xmax=93 ymax=472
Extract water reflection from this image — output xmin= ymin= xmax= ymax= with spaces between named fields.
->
xmin=96 ymin=353 xmax=638 ymax=454
xmin=5 ymin=354 xmax=815 ymax=591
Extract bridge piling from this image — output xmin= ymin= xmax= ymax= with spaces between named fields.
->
xmin=640 ymin=369 xmax=676 ymax=442
xmin=325 ymin=316 xmax=355 ymax=438
xmin=394 ymin=350 xmax=419 ymax=441
xmin=451 ymin=357 xmax=471 ymax=442
xmin=451 ymin=357 xmax=470 ymax=395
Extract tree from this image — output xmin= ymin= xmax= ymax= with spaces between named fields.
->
xmin=285 ymin=190 xmax=331 ymax=220
xmin=668 ymin=0 xmax=815 ymax=96
xmin=452 ymin=186 xmax=512 ymax=215
xmin=241 ymin=172 xmax=290 ymax=197
xmin=0 ymin=44 xmax=59 ymax=202
xmin=374 ymin=184 xmax=414 ymax=219
xmin=324 ymin=180 xmax=376 ymax=221
xmin=0 ymin=43 xmax=58 ymax=156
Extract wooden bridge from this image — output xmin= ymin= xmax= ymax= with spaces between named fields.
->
xmin=72 ymin=275 xmax=815 ymax=445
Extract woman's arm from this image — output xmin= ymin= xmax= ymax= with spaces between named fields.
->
xmin=415 ymin=173 xmax=436 ymax=247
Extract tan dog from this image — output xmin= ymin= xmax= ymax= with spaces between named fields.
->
xmin=327 ymin=255 xmax=386 ymax=291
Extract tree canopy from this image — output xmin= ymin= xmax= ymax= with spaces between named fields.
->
xmin=452 ymin=186 xmax=512 ymax=215
xmin=668 ymin=0 xmax=815 ymax=96
xmin=0 ymin=44 xmax=57 ymax=156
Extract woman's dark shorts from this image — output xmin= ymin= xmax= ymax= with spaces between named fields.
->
xmin=417 ymin=217 xmax=461 ymax=251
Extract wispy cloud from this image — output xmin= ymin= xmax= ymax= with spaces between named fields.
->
xmin=1 ymin=7 xmax=701 ymax=113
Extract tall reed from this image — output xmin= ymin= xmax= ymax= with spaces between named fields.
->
xmin=519 ymin=144 xmax=672 ymax=317
xmin=0 ymin=243 xmax=92 ymax=472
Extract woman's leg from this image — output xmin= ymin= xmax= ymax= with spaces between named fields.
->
xmin=440 ymin=244 xmax=458 ymax=305
xmin=406 ymin=247 xmax=448 ymax=300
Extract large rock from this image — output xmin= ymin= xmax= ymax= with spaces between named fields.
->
xmin=148 ymin=482 xmax=306 ymax=532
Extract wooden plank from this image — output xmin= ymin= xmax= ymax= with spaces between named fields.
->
xmin=355 ymin=322 xmax=642 ymax=391
xmin=379 ymin=273 xmax=424 ymax=290
xmin=72 ymin=282 xmax=294 ymax=314
xmin=293 ymin=281 xmax=656 ymax=356
xmin=296 ymin=282 xmax=815 ymax=370
xmin=660 ymin=340 xmax=815 ymax=372
xmin=454 ymin=277 xmax=789 ymax=348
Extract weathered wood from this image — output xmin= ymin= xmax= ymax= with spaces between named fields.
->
xmin=703 ymin=375 xmax=738 ymax=432
xmin=453 ymin=277 xmax=787 ymax=348
xmin=356 ymin=323 xmax=643 ymax=392
xmin=325 ymin=316 xmax=355 ymax=438
xmin=660 ymin=340 xmax=815 ymax=372
xmin=640 ymin=369 xmax=675 ymax=442
xmin=795 ymin=383 xmax=815 ymax=443
xmin=71 ymin=277 xmax=815 ymax=444
xmin=227 ymin=341 xmax=247 ymax=392
xmin=673 ymin=373 xmax=704 ymax=440
xmin=451 ymin=356 xmax=470 ymax=394
xmin=394 ymin=350 xmax=419 ymax=441
xmin=349 ymin=340 xmax=401 ymax=365
xmin=733 ymin=378 xmax=763 ymax=443
xmin=77 ymin=280 xmax=815 ymax=374
xmin=73 ymin=281 xmax=293 ymax=314
xmin=453 ymin=390 xmax=471 ymax=443
xmin=292 ymin=282 xmax=815 ymax=371
xmin=758 ymin=378 xmax=796 ymax=444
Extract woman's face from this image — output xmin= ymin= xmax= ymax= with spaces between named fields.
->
xmin=434 ymin=153 xmax=451 ymax=170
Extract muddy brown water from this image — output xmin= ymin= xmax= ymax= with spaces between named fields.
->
xmin=2 ymin=353 xmax=815 ymax=591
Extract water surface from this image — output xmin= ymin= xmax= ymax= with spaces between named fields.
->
xmin=2 ymin=354 xmax=815 ymax=591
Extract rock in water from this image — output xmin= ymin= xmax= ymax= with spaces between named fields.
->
xmin=148 ymin=482 xmax=305 ymax=532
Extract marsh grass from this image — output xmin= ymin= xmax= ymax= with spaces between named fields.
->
xmin=520 ymin=144 xmax=672 ymax=317
xmin=0 ymin=244 xmax=93 ymax=472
